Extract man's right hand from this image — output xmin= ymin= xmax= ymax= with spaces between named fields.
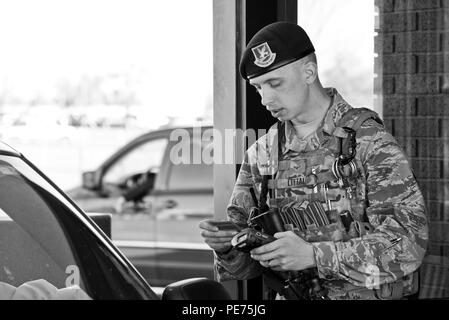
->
xmin=199 ymin=219 xmax=239 ymax=253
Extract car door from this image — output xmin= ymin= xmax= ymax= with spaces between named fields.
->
xmin=85 ymin=135 xmax=169 ymax=216
xmin=96 ymin=134 xmax=170 ymax=286
xmin=147 ymin=129 xmax=214 ymax=286
xmin=0 ymin=152 xmax=157 ymax=299
xmin=71 ymin=133 xmax=170 ymax=215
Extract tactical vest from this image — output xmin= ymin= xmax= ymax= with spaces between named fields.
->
xmin=269 ymin=107 xmax=378 ymax=242
xmin=262 ymin=107 xmax=419 ymax=300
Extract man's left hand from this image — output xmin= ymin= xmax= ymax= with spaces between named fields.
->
xmin=250 ymin=231 xmax=316 ymax=271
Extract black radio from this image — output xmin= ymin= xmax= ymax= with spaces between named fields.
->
xmin=231 ymin=204 xmax=285 ymax=252
xmin=231 ymin=228 xmax=276 ymax=252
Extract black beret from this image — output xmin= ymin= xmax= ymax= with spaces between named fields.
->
xmin=239 ymin=22 xmax=315 ymax=80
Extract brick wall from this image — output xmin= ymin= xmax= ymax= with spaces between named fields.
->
xmin=375 ymin=0 xmax=449 ymax=299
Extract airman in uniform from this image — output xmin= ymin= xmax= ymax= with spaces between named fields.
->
xmin=199 ymin=22 xmax=428 ymax=300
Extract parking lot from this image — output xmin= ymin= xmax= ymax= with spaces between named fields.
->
xmin=3 ymin=128 xmax=146 ymax=191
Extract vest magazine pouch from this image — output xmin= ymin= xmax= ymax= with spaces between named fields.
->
xmin=280 ymin=200 xmax=336 ymax=230
xmin=306 ymin=201 xmax=330 ymax=226
xmin=280 ymin=200 xmax=308 ymax=231
xmin=279 ymin=200 xmax=346 ymax=242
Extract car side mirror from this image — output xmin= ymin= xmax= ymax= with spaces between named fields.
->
xmin=162 ymin=278 xmax=232 ymax=300
xmin=82 ymin=171 xmax=100 ymax=190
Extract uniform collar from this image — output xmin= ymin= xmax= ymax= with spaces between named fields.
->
xmin=283 ymin=121 xmax=310 ymax=153
xmin=320 ymin=88 xmax=352 ymax=136
xmin=280 ymin=88 xmax=352 ymax=154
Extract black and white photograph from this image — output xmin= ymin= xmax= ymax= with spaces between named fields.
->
xmin=0 ymin=0 xmax=447 ymax=311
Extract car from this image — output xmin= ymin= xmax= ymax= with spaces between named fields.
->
xmin=0 ymin=140 xmax=230 ymax=300
xmin=66 ymin=126 xmax=215 ymax=287
xmin=1 ymin=116 xmax=78 ymax=145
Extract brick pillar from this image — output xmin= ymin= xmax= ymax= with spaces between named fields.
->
xmin=375 ymin=0 xmax=449 ymax=298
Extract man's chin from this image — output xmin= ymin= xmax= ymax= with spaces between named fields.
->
xmin=275 ymin=114 xmax=289 ymax=121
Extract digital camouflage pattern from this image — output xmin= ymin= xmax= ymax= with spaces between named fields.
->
xmin=215 ymin=88 xmax=428 ymax=300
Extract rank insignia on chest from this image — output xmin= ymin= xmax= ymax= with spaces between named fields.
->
xmin=288 ymin=174 xmax=306 ymax=187
xmin=291 ymin=160 xmax=306 ymax=174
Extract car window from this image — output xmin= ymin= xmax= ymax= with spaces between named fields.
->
xmin=103 ymin=138 xmax=168 ymax=185
xmin=0 ymin=158 xmax=89 ymax=299
xmin=168 ymin=163 xmax=212 ymax=190
xmin=0 ymin=155 xmax=157 ymax=299
xmin=167 ymin=138 xmax=213 ymax=190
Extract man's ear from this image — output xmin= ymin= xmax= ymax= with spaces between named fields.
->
xmin=303 ymin=61 xmax=318 ymax=84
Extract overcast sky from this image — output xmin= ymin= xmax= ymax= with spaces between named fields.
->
xmin=0 ymin=0 xmax=375 ymax=119
xmin=0 ymin=0 xmax=213 ymax=119
xmin=298 ymin=0 xmax=375 ymax=109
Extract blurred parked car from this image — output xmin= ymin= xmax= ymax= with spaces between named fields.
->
xmin=0 ymin=107 xmax=81 ymax=145
xmin=1 ymin=119 xmax=78 ymax=145
xmin=0 ymin=140 xmax=229 ymax=300
xmin=66 ymin=126 xmax=215 ymax=287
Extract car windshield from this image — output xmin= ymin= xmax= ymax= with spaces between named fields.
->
xmin=0 ymin=154 xmax=156 ymax=300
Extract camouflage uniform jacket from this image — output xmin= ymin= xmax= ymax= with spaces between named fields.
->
xmin=215 ymin=88 xmax=428 ymax=299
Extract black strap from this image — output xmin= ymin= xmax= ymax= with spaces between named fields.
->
xmin=277 ymin=121 xmax=285 ymax=160
xmin=263 ymin=269 xmax=305 ymax=299
xmin=263 ymin=269 xmax=288 ymax=296
xmin=259 ymin=175 xmax=270 ymax=213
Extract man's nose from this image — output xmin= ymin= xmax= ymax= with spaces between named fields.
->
xmin=260 ymin=87 xmax=274 ymax=106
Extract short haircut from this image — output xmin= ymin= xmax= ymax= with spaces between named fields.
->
xmin=303 ymin=52 xmax=317 ymax=65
